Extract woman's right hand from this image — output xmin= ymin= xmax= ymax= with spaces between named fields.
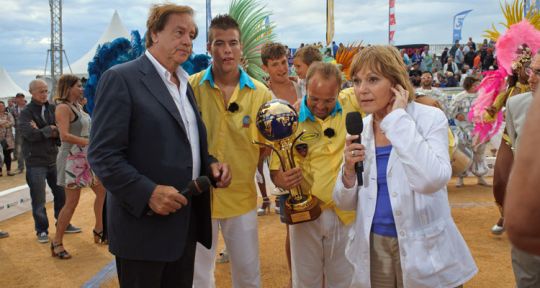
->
xmin=343 ymin=135 xmax=366 ymax=185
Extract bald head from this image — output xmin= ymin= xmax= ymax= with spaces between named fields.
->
xmin=29 ymin=79 xmax=49 ymax=105
xmin=29 ymin=79 xmax=47 ymax=92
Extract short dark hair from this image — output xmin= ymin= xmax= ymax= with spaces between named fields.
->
xmin=208 ymin=14 xmax=241 ymax=43
xmin=15 ymin=93 xmax=24 ymax=98
xmin=145 ymin=4 xmax=194 ymax=48
xmin=294 ymin=45 xmax=322 ymax=66
xmin=462 ymin=76 xmax=479 ymax=91
xmin=421 ymin=71 xmax=432 ymax=77
xmin=261 ymin=42 xmax=287 ymax=66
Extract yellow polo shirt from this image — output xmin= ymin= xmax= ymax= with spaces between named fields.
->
xmin=339 ymin=87 xmax=365 ymax=116
xmin=270 ymin=92 xmax=361 ymax=225
xmin=190 ymin=66 xmax=273 ymax=219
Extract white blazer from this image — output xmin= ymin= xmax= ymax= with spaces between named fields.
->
xmin=333 ymin=102 xmax=477 ymax=288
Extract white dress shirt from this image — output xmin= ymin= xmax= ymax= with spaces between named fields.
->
xmin=145 ymin=50 xmax=201 ymax=180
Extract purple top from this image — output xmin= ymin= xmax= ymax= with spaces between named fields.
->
xmin=371 ymin=145 xmax=397 ymax=238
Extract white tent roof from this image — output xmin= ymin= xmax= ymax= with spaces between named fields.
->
xmin=66 ymin=11 xmax=130 ymax=76
xmin=0 ymin=67 xmax=29 ymax=99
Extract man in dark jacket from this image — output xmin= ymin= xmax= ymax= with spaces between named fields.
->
xmin=88 ymin=4 xmax=231 ymax=287
xmin=19 ymin=79 xmax=79 ymax=244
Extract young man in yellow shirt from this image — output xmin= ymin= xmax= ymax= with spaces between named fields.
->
xmin=271 ymin=62 xmax=357 ymax=287
xmin=189 ymin=15 xmax=272 ymax=288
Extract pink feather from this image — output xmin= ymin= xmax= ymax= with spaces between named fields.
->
xmin=496 ymin=20 xmax=540 ymax=74
xmin=468 ymin=69 xmax=507 ymax=143
xmin=469 ymin=20 xmax=540 ymax=143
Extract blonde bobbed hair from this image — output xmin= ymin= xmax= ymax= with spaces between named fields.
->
xmin=349 ymin=45 xmax=415 ymax=102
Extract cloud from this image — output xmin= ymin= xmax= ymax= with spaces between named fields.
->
xmin=18 ymin=69 xmax=44 ymax=76
xmin=0 ymin=0 xmax=509 ymax=88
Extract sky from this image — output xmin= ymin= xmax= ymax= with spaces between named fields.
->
xmin=0 ymin=0 xmax=507 ymax=91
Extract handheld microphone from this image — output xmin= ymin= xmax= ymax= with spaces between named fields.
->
xmin=345 ymin=112 xmax=364 ymax=186
xmin=147 ymin=176 xmax=211 ymax=216
xmin=181 ymin=176 xmax=211 ymax=197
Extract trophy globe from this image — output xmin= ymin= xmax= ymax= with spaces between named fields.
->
xmin=253 ymin=99 xmax=321 ymax=224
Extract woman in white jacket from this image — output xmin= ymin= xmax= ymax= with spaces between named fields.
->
xmin=333 ymin=45 xmax=477 ymax=288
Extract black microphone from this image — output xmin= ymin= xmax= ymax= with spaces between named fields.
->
xmin=147 ymin=176 xmax=211 ymax=216
xmin=181 ymin=176 xmax=212 ymax=197
xmin=345 ymin=112 xmax=364 ymax=186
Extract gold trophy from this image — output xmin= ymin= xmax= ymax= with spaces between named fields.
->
xmin=253 ymin=99 xmax=321 ymax=225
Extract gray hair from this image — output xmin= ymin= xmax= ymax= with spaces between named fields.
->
xmin=28 ymin=79 xmax=47 ymax=93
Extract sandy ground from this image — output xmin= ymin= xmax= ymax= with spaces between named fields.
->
xmin=0 ymin=174 xmax=515 ymax=288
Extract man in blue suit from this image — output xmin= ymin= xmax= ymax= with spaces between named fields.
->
xmin=88 ymin=4 xmax=231 ymax=287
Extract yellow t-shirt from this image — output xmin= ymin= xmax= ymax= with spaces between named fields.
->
xmin=270 ymin=91 xmax=361 ymax=225
xmin=190 ymin=67 xmax=273 ymax=219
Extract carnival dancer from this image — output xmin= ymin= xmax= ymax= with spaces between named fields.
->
xmin=469 ymin=19 xmax=540 ymax=235
xmin=451 ymin=76 xmax=490 ymax=187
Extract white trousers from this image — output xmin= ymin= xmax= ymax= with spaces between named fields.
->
xmin=289 ymin=209 xmax=354 ymax=288
xmin=193 ymin=209 xmax=260 ymax=288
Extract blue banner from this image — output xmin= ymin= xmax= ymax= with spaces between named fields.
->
xmin=453 ymin=10 xmax=473 ymax=43
xmin=206 ymin=0 xmax=212 ymax=43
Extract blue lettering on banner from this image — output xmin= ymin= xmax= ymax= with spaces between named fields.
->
xmin=453 ymin=10 xmax=473 ymax=43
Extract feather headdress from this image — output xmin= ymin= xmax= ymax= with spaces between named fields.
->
xmin=85 ymin=30 xmax=210 ymax=115
xmin=484 ymin=0 xmax=540 ymax=42
xmin=469 ymin=1 xmax=540 ymax=143
xmin=335 ymin=42 xmax=363 ymax=81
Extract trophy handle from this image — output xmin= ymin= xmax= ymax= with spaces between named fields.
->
xmin=252 ymin=141 xmax=286 ymax=171
xmin=288 ymin=130 xmax=305 ymax=168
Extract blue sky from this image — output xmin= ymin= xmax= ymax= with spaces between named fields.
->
xmin=0 ymin=0 xmax=505 ymax=90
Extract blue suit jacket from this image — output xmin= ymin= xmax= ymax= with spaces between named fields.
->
xmin=88 ymin=55 xmax=215 ymax=262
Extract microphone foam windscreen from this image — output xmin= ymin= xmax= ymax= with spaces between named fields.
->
xmin=345 ymin=112 xmax=363 ymax=135
xmin=191 ymin=176 xmax=212 ymax=195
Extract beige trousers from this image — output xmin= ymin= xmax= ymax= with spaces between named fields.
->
xmin=370 ymin=233 xmax=404 ymax=288
xmin=369 ymin=233 xmax=464 ymax=288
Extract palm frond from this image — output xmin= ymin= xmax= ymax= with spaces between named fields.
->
xmin=229 ymin=0 xmax=276 ymax=82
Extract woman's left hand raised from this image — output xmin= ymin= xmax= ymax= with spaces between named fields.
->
xmin=389 ymin=84 xmax=409 ymax=112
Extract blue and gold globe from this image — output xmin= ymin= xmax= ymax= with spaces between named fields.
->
xmin=255 ymin=99 xmax=298 ymax=141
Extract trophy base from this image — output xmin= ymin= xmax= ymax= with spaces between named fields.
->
xmin=283 ymin=195 xmax=321 ymax=225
